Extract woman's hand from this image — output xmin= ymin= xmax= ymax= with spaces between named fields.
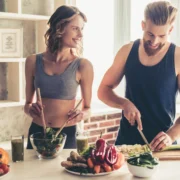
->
xmin=150 ymin=131 xmax=173 ymax=151
xmin=123 ymin=100 xmax=143 ymax=130
xmin=67 ymin=109 xmax=84 ymax=124
xmin=28 ymin=101 xmax=44 ymax=118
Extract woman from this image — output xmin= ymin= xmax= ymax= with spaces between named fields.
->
xmin=24 ymin=5 xmax=94 ymax=149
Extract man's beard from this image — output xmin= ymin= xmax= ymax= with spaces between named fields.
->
xmin=143 ymin=39 xmax=165 ymax=56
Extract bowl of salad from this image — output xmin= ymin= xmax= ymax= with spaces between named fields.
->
xmin=30 ymin=128 xmax=67 ymax=159
xmin=127 ymin=152 xmax=159 ymax=178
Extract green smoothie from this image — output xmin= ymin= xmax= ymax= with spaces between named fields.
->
xmin=76 ymin=136 xmax=88 ymax=154
xmin=11 ymin=139 xmax=24 ymax=162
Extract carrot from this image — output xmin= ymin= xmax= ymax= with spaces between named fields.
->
xmin=101 ymin=162 xmax=112 ymax=172
xmin=112 ymin=152 xmax=125 ymax=170
xmin=94 ymin=165 xmax=101 ymax=174
xmin=87 ymin=157 xmax=94 ymax=168
xmin=100 ymin=167 xmax=105 ymax=173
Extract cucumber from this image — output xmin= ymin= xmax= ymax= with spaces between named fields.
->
xmin=161 ymin=145 xmax=180 ymax=151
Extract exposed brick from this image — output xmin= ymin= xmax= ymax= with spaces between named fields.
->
xmin=84 ymin=118 xmax=89 ymax=123
xmin=90 ymin=115 xmax=106 ymax=122
xmin=107 ymin=113 xmax=121 ymax=119
xmin=88 ymin=136 xmax=98 ymax=143
xmin=107 ymin=126 xmax=119 ymax=132
xmin=90 ymin=129 xmax=106 ymax=136
xmin=114 ymin=132 xmax=118 ymax=139
xmin=107 ymin=139 xmax=116 ymax=145
xmin=102 ymin=133 xmax=113 ymax=140
xmin=99 ymin=120 xmax=115 ymax=127
xmin=115 ymin=119 xmax=120 ymax=125
xmin=84 ymin=123 xmax=98 ymax=130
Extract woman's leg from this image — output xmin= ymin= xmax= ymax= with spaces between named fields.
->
xmin=60 ymin=125 xmax=77 ymax=149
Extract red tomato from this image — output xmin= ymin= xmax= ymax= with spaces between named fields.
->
xmin=0 ymin=164 xmax=9 ymax=174
xmin=0 ymin=168 xmax=4 ymax=175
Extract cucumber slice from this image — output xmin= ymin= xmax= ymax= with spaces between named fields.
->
xmin=161 ymin=145 xmax=180 ymax=151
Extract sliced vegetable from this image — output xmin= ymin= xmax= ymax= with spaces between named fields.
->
xmin=161 ymin=145 xmax=180 ymax=151
xmin=127 ymin=152 xmax=159 ymax=169
xmin=105 ymin=145 xmax=118 ymax=165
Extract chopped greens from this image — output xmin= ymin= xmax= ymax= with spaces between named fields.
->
xmin=67 ymin=167 xmax=94 ymax=174
xmin=31 ymin=128 xmax=65 ymax=158
xmin=81 ymin=145 xmax=95 ymax=158
xmin=127 ymin=152 xmax=159 ymax=169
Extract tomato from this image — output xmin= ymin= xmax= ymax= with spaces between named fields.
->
xmin=0 ymin=168 xmax=4 ymax=175
xmin=0 ymin=164 xmax=9 ymax=174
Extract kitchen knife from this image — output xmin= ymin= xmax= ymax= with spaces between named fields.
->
xmin=137 ymin=127 xmax=151 ymax=150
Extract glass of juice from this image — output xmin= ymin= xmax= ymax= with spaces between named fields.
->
xmin=76 ymin=131 xmax=89 ymax=155
xmin=11 ymin=135 xmax=24 ymax=162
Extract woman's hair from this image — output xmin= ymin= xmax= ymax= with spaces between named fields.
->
xmin=45 ymin=5 xmax=87 ymax=55
xmin=144 ymin=1 xmax=178 ymax=25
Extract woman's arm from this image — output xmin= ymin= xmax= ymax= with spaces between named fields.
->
xmin=79 ymin=58 xmax=94 ymax=120
xmin=24 ymin=55 xmax=41 ymax=117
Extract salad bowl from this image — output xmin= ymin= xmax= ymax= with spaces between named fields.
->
xmin=127 ymin=152 xmax=159 ymax=178
xmin=30 ymin=129 xmax=67 ymax=159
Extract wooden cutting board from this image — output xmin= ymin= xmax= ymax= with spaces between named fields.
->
xmin=153 ymin=150 xmax=180 ymax=160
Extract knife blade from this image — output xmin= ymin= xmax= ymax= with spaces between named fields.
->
xmin=137 ymin=128 xmax=151 ymax=150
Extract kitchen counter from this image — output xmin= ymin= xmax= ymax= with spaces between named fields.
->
xmin=2 ymin=149 xmax=180 ymax=180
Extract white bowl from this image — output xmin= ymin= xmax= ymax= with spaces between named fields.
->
xmin=127 ymin=162 xmax=159 ymax=178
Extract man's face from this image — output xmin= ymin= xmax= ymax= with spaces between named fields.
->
xmin=142 ymin=19 xmax=173 ymax=56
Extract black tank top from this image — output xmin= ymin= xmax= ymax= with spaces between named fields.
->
xmin=118 ymin=39 xmax=178 ymax=145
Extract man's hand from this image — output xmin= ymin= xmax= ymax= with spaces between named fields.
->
xmin=123 ymin=100 xmax=143 ymax=130
xmin=150 ymin=131 xmax=173 ymax=151
xmin=67 ymin=109 xmax=83 ymax=124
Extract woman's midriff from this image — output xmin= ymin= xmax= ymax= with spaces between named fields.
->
xmin=32 ymin=98 xmax=76 ymax=128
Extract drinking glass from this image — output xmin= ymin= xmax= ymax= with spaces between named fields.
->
xmin=11 ymin=135 xmax=24 ymax=162
xmin=76 ymin=131 xmax=89 ymax=155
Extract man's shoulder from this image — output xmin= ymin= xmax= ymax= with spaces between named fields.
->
xmin=121 ymin=41 xmax=134 ymax=51
xmin=174 ymin=45 xmax=180 ymax=59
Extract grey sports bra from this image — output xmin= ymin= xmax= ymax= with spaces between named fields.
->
xmin=34 ymin=54 xmax=81 ymax=100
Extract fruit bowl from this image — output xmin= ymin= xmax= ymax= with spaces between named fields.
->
xmin=30 ymin=132 xmax=67 ymax=159
xmin=127 ymin=152 xmax=159 ymax=178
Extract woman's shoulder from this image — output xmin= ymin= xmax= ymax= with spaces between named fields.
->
xmin=25 ymin=53 xmax=43 ymax=72
xmin=78 ymin=57 xmax=93 ymax=68
xmin=26 ymin=54 xmax=37 ymax=64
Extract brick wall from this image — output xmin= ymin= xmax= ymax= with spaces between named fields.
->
xmin=84 ymin=112 xmax=122 ymax=146
xmin=85 ymin=112 xmax=180 ymax=145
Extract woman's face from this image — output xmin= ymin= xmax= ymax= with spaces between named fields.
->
xmin=61 ymin=15 xmax=85 ymax=49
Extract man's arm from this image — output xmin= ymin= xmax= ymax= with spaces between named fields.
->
xmin=166 ymin=47 xmax=180 ymax=141
xmin=98 ymin=43 xmax=132 ymax=108
xmin=98 ymin=42 xmax=142 ymax=130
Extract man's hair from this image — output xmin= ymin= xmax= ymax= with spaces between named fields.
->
xmin=45 ymin=5 xmax=87 ymax=55
xmin=144 ymin=1 xmax=178 ymax=25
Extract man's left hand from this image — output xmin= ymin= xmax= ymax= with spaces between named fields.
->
xmin=150 ymin=131 xmax=173 ymax=151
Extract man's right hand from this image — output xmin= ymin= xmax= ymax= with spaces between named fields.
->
xmin=123 ymin=100 xmax=143 ymax=130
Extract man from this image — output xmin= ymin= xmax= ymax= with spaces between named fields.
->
xmin=98 ymin=1 xmax=180 ymax=151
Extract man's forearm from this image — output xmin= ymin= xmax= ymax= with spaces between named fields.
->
xmin=98 ymin=85 xmax=129 ymax=110
xmin=166 ymin=116 xmax=180 ymax=142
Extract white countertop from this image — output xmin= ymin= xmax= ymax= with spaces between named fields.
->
xmin=1 ymin=149 xmax=180 ymax=180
